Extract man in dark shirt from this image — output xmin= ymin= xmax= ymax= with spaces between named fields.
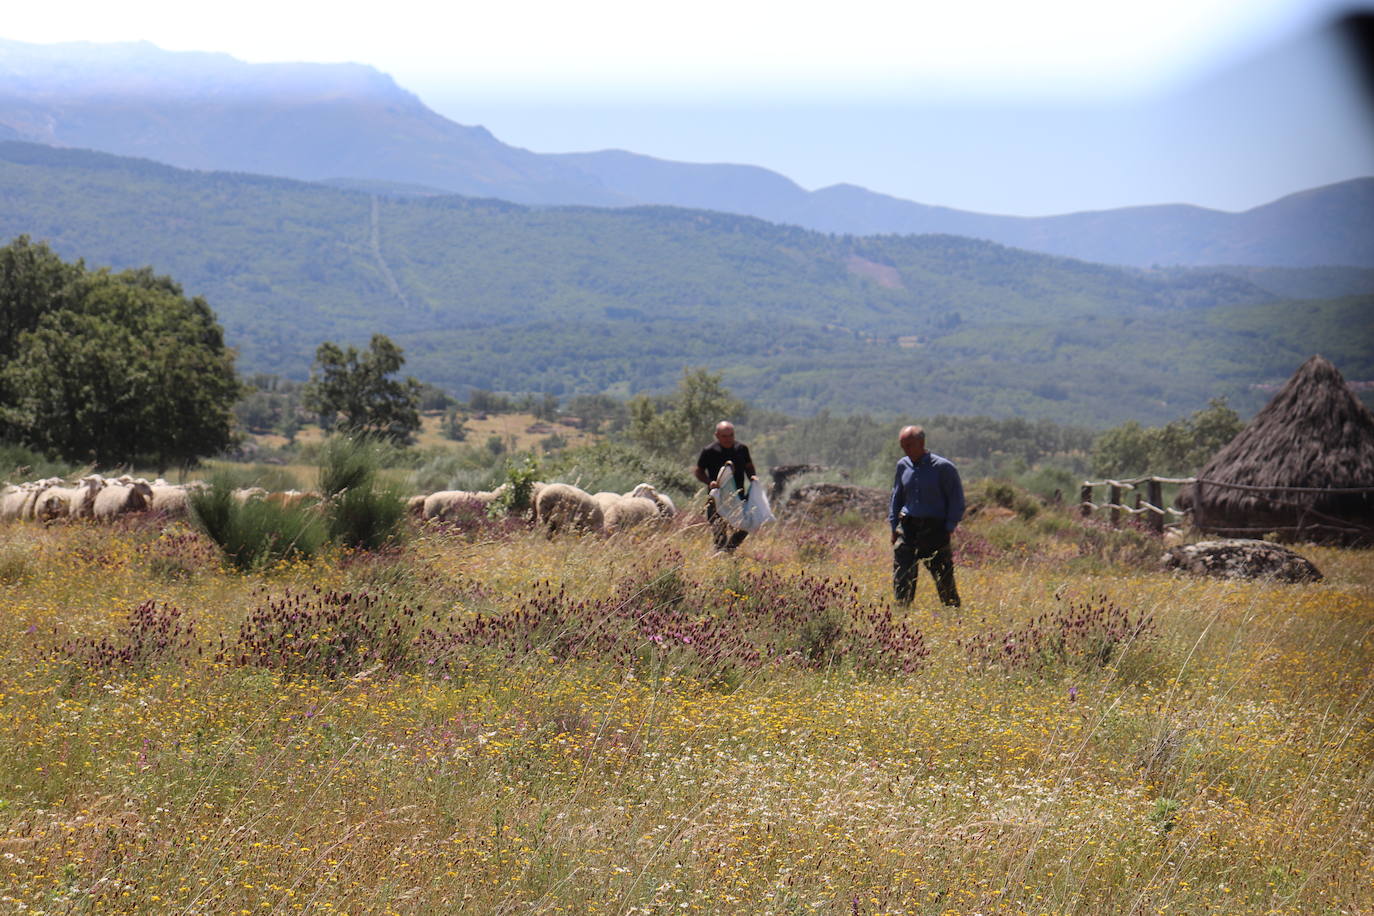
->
xmin=889 ymin=425 xmax=965 ymax=607
xmin=695 ymin=420 xmax=757 ymax=552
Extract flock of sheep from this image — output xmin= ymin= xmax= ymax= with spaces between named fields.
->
xmin=0 ymin=475 xmax=202 ymax=521
xmin=415 ymin=481 xmax=678 ymax=534
xmin=1 ymin=474 xmax=681 ymax=536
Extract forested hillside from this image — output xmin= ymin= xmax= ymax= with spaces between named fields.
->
xmin=2 ymin=142 xmax=1371 ymax=424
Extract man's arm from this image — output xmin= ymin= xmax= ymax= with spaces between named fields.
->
xmin=943 ymin=463 xmax=966 ymax=532
xmin=741 ymin=446 xmax=758 ymax=480
xmin=889 ymin=464 xmax=904 ymax=543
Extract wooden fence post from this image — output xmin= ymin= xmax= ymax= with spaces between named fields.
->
xmin=1080 ymin=484 xmax=1092 ymax=518
xmin=1109 ymin=485 xmax=1121 ymax=527
xmin=1148 ymin=479 xmax=1164 ymax=534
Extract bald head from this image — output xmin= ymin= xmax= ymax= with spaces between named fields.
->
xmin=715 ymin=421 xmax=736 ymax=447
xmin=898 ymin=425 xmax=926 ymax=460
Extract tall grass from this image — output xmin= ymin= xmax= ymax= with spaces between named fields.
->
xmin=2 ymin=496 xmax=1370 ymax=914
xmin=189 ymin=473 xmax=325 ymax=571
xmin=317 ymin=435 xmax=407 ymax=550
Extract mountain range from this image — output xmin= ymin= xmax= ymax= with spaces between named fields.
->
xmin=2 ymin=140 xmax=1370 ymax=426
xmin=3 ymin=38 xmax=1372 ymax=270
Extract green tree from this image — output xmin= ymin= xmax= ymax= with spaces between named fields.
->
xmin=302 ymin=334 xmax=422 ymax=444
xmin=629 ymin=368 xmax=745 ymax=458
xmin=1091 ymin=398 xmax=1243 ymax=476
xmin=0 ymin=255 xmax=241 ymax=471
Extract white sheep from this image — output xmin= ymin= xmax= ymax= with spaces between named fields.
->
xmin=34 ymin=475 xmax=104 ymax=521
xmin=628 ymin=483 xmax=677 ymax=519
xmin=231 ymin=487 xmax=268 ymax=505
xmin=423 ymin=490 xmax=496 ymax=521
xmin=1 ymin=478 xmax=63 ymax=521
xmin=592 ymin=491 xmax=622 ymax=515
xmin=534 ymin=483 xmax=604 ymax=535
xmin=602 ymin=494 xmax=659 ymax=533
xmin=148 ymin=481 xmax=209 ymax=517
xmin=93 ymin=479 xmax=154 ymax=519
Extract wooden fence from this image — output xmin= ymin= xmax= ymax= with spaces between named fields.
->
xmin=1081 ymin=476 xmax=1374 ymax=539
xmin=1079 ymin=476 xmax=1193 ymax=533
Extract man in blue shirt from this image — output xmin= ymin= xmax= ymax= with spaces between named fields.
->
xmin=889 ymin=425 xmax=965 ymax=607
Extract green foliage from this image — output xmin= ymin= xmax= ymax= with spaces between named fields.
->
xmin=302 ymin=334 xmax=422 ymax=445
xmin=548 ymin=441 xmax=698 ymax=500
xmin=316 ymin=436 xmax=406 ymax=551
xmin=189 ymin=475 xmax=325 ymax=572
xmin=0 ymin=238 xmax=241 ymax=470
xmin=488 ymin=456 xmax=540 ymax=518
xmin=1091 ymin=398 xmax=1244 ymax=477
xmin=974 ymin=479 xmax=1042 ymax=520
xmin=629 ymin=368 xmax=745 ymax=459
xmin=0 ymin=441 xmax=71 ymax=482
xmin=327 ymin=483 xmax=407 ymax=552
xmin=4 ymin=146 xmax=1371 ymax=425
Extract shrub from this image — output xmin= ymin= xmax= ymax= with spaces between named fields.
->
xmin=317 ymin=436 xmax=407 ymax=551
xmin=418 ymin=566 xmax=930 ymax=682
xmin=487 ymin=456 xmax=540 ymax=519
xmin=58 ymin=600 xmax=196 ymax=670
xmin=217 ymin=587 xmax=436 ymax=678
xmin=958 ymin=591 xmax=1155 ymax=673
xmin=975 ymin=479 xmax=1041 ymax=520
xmin=190 ymin=474 xmax=325 ymax=571
xmin=0 ymin=441 xmax=70 ymax=481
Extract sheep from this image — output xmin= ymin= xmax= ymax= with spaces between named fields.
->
xmin=602 ymin=494 xmax=659 ymax=533
xmin=231 ymin=487 xmax=268 ymax=505
xmin=34 ymin=475 xmax=104 ymax=522
xmin=1 ymin=478 xmax=63 ymax=521
xmin=406 ymin=494 xmax=428 ymax=517
xmin=534 ymin=483 xmax=603 ymax=535
xmin=265 ymin=490 xmax=320 ymax=509
xmin=423 ymin=490 xmax=497 ymax=521
xmin=148 ymin=481 xmax=209 ymax=517
xmin=93 ymin=479 xmax=154 ymax=519
xmin=592 ymin=491 xmax=622 ymax=514
xmin=628 ymin=483 xmax=677 ymax=519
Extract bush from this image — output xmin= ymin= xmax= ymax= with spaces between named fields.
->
xmin=189 ymin=475 xmax=325 ymax=571
xmin=0 ymin=441 xmax=70 ymax=482
xmin=317 ymin=436 xmax=406 ymax=551
xmin=328 ymin=483 xmax=407 ymax=551
xmin=58 ymin=600 xmax=196 ymax=671
xmin=958 ymin=592 xmax=1155 ymax=674
xmin=975 ymin=479 xmax=1041 ymax=520
xmin=217 ymin=587 xmax=435 ymax=678
xmin=549 ymin=441 xmax=697 ymax=501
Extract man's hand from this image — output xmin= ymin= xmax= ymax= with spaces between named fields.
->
xmin=890 ymin=528 xmax=899 ymax=544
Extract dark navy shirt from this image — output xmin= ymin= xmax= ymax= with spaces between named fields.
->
xmin=888 ymin=452 xmax=965 ymax=533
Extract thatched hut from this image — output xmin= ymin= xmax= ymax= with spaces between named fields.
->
xmin=1179 ymin=355 xmax=1374 ymax=544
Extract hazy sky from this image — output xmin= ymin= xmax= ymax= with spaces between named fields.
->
xmin=5 ymin=0 xmax=1372 ymax=214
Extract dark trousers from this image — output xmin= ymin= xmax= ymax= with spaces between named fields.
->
xmin=893 ymin=516 xmax=960 ymax=607
xmin=705 ymin=494 xmax=748 ymax=552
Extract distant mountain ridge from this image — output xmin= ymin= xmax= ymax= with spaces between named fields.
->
xmin=2 ymin=37 xmax=1372 ymax=269
xmin=2 ymin=140 xmax=1371 ymax=425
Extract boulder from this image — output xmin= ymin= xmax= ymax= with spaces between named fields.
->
xmin=782 ymin=483 xmax=888 ymax=522
xmin=1161 ymin=539 xmax=1322 ymax=583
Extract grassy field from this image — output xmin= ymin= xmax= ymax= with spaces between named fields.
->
xmin=0 ymin=507 xmax=1370 ymax=914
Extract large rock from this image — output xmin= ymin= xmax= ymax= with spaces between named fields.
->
xmin=782 ymin=483 xmax=888 ymax=522
xmin=1161 ymin=539 xmax=1323 ymax=583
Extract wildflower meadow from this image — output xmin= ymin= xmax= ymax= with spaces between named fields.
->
xmin=0 ymin=509 xmax=1370 ymax=914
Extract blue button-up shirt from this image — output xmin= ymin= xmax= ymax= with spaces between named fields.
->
xmin=888 ymin=452 xmax=965 ymax=533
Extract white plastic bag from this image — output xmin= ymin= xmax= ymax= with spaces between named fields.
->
xmin=711 ymin=462 xmax=775 ymax=533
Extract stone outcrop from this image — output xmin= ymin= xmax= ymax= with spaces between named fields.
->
xmin=781 ymin=483 xmax=888 ymax=522
xmin=1160 ymin=539 xmax=1323 ymax=583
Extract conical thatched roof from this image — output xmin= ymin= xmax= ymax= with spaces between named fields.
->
xmin=1187 ymin=355 xmax=1374 ymax=544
